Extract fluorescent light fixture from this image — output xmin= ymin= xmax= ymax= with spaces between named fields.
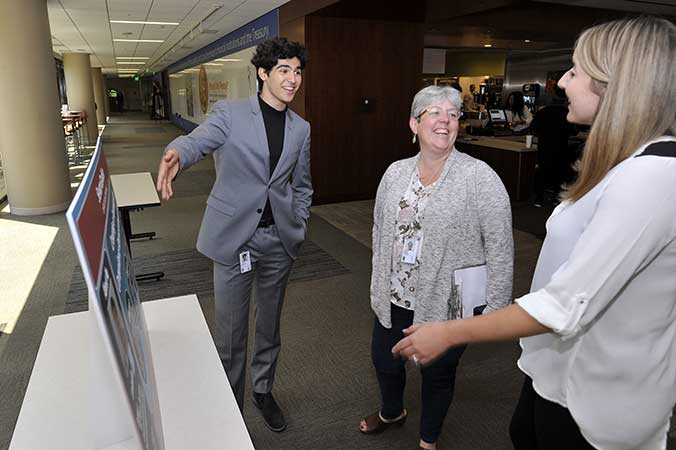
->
xmin=484 ymin=44 xmax=492 ymax=48
xmin=204 ymin=63 xmax=223 ymax=66
xmin=114 ymin=39 xmax=164 ymax=43
xmin=117 ymin=61 xmax=146 ymax=65
xmin=215 ymin=58 xmax=241 ymax=62
xmin=116 ymin=56 xmax=149 ymax=60
xmin=110 ymin=20 xmax=179 ymax=26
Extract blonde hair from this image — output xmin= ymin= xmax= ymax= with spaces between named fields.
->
xmin=562 ymin=16 xmax=676 ymax=201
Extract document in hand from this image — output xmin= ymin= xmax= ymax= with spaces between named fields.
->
xmin=454 ymin=264 xmax=487 ymax=318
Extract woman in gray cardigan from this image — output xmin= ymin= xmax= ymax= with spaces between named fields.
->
xmin=359 ymin=85 xmax=513 ymax=450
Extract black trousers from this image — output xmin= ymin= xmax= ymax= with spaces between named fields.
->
xmin=510 ymin=376 xmax=596 ymax=450
xmin=371 ymin=304 xmax=466 ymax=444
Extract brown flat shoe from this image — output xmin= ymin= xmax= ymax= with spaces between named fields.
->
xmin=359 ymin=409 xmax=408 ymax=434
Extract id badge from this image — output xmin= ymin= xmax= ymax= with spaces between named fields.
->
xmin=401 ymin=238 xmax=419 ymax=264
xmin=239 ymin=250 xmax=252 ymax=273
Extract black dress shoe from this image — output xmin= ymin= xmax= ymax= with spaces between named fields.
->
xmin=252 ymin=392 xmax=287 ymax=432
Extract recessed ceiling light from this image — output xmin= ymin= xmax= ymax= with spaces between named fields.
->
xmin=116 ymin=56 xmax=150 ymax=60
xmin=215 ymin=58 xmax=241 ymax=62
xmin=113 ymin=39 xmax=164 ymax=43
xmin=204 ymin=63 xmax=223 ymax=66
xmin=524 ymin=39 xmax=531 ymax=43
xmin=117 ymin=62 xmax=146 ymax=65
xmin=484 ymin=44 xmax=492 ymax=48
xmin=110 ymin=20 xmax=179 ymax=26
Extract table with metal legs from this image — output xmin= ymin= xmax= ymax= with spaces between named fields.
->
xmin=110 ymin=172 xmax=165 ymax=282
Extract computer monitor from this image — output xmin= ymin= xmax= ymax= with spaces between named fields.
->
xmin=489 ymin=109 xmax=507 ymax=123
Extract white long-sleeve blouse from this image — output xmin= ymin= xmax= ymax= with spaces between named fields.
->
xmin=516 ymin=136 xmax=676 ymax=450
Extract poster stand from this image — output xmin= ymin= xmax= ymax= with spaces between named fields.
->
xmin=10 ymin=295 xmax=254 ymax=450
xmin=9 ymin=140 xmax=253 ymax=450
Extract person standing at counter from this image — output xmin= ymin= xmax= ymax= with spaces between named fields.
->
xmin=359 ymin=85 xmax=513 ymax=450
xmin=504 ymin=91 xmax=532 ymax=133
xmin=393 ymin=16 xmax=676 ymax=449
xmin=530 ymin=85 xmax=577 ymax=207
xmin=155 ymin=37 xmax=312 ymax=432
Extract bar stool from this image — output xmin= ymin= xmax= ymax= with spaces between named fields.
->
xmin=70 ymin=111 xmax=86 ymax=158
xmin=62 ymin=115 xmax=81 ymax=161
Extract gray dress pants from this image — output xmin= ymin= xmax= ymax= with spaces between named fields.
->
xmin=213 ymin=224 xmax=294 ymax=410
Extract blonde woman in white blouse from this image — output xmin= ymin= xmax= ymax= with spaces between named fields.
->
xmin=358 ymin=85 xmax=513 ymax=450
xmin=394 ymin=16 xmax=676 ymax=450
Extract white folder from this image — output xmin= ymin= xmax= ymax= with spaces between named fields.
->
xmin=453 ymin=264 xmax=487 ymax=318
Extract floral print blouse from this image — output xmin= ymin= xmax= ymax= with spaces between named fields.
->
xmin=389 ymin=169 xmax=436 ymax=310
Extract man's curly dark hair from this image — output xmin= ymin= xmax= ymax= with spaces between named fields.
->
xmin=250 ymin=37 xmax=307 ymax=74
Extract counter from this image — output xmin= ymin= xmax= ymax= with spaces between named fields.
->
xmin=455 ymin=133 xmax=537 ymax=202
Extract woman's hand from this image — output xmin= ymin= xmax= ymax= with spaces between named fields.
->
xmin=392 ymin=305 xmax=550 ymax=366
xmin=391 ymin=321 xmax=457 ymax=366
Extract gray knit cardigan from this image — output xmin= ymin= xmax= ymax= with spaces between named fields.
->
xmin=370 ymin=149 xmax=514 ymax=328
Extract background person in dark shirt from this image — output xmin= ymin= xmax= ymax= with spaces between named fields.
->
xmin=530 ymin=86 xmax=577 ymax=206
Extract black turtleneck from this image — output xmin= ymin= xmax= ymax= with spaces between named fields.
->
xmin=258 ymin=96 xmax=286 ymax=224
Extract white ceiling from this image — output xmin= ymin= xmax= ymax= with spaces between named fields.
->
xmin=47 ymin=0 xmax=289 ymax=76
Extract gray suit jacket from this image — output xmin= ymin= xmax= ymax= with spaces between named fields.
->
xmin=167 ymin=96 xmax=312 ymax=265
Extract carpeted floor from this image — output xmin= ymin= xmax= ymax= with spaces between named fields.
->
xmin=64 ymin=240 xmax=350 ymax=314
xmin=154 ymin=169 xmax=216 ymax=199
xmin=4 ymin=114 xmax=675 ymax=450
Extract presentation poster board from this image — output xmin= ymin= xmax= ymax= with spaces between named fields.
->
xmin=65 ymin=139 xmax=165 ymax=450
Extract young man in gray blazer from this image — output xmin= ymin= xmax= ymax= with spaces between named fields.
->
xmin=156 ymin=38 xmax=312 ymax=432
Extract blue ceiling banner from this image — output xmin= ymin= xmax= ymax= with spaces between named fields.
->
xmin=168 ymin=9 xmax=279 ymax=74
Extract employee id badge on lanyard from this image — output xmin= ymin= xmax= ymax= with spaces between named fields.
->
xmin=239 ymin=250 xmax=252 ymax=273
xmin=401 ymin=237 xmax=420 ymax=264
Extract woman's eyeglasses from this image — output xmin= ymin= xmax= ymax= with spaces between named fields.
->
xmin=416 ymin=106 xmax=460 ymax=121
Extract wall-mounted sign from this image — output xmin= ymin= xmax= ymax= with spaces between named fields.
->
xmin=167 ymin=9 xmax=279 ymax=74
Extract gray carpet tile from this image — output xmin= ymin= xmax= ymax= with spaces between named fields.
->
xmin=121 ymin=145 xmax=167 ymax=150
xmin=64 ymin=240 xmax=350 ymax=314
xmin=234 ymin=215 xmax=521 ymax=450
xmin=134 ymin=127 xmax=173 ymax=134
